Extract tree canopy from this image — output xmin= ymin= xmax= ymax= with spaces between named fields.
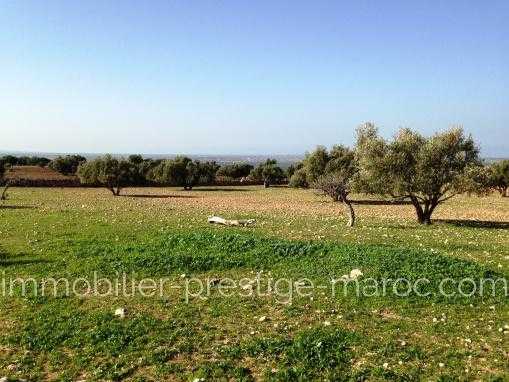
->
xmin=488 ymin=160 xmax=509 ymax=197
xmin=0 ymin=155 xmax=51 ymax=167
xmin=216 ymin=163 xmax=253 ymax=179
xmin=289 ymin=145 xmax=356 ymax=188
xmin=250 ymin=159 xmax=285 ymax=188
xmin=355 ymin=123 xmax=486 ymax=224
xmin=150 ymin=156 xmax=219 ymax=190
xmin=49 ymin=155 xmax=87 ymax=175
xmin=77 ymin=155 xmax=135 ymax=196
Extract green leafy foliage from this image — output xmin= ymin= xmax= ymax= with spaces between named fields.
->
xmin=49 ymin=155 xmax=87 ymax=175
xmin=225 ymin=327 xmax=358 ymax=381
xmin=77 ymin=155 xmax=135 ymax=196
xmin=355 ymin=123 xmax=486 ymax=224
xmin=150 ymin=156 xmax=219 ymax=190
xmin=488 ymin=160 xmax=509 ymax=197
xmin=250 ymin=159 xmax=285 ymax=187
xmin=216 ymin=163 xmax=254 ymax=179
xmin=289 ymin=145 xmax=356 ymax=189
xmin=0 ymin=155 xmax=51 ymax=167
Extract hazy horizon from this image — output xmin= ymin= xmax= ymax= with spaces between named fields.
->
xmin=1 ymin=1 xmax=508 ymax=156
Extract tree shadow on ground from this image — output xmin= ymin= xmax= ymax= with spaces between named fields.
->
xmin=122 ymin=194 xmax=197 ymax=199
xmin=0 ymin=253 xmax=52 ymax=267
xmin=192 ymin=188 xmax=253 ymax=192
xmin=434 ymin=219 xmax=509 ymax=229
xmin=350 ymin=199 xmax=412 ymax=205
xmin=0 ymin=205 xmax=36 ymax=209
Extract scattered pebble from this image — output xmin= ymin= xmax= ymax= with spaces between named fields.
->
xmin=114 ymin=307 xmax=127 ymax=319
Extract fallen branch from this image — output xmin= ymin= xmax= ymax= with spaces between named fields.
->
xmin=208 ymin=216 xmax=256 ymax=227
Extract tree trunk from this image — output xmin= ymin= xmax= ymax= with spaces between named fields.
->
xmin=1 ymin=183 xmax=9 ymax=201
xmin=342 ymin=199 xmax=355 ymax=227
xmin=263 ymin=180 xmax=270 ymax=188
xmin=115 ymin=187 xmax=121 ymax=196
xmin=503 ymin=187 xmax=508 ymax=197
xmin=410 ymin=196 xmax=425 ymax=224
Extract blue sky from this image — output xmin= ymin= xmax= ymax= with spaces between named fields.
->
xmin=1 ymin=0 xmax=507 ymax=156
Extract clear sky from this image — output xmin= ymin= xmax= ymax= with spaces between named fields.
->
xmin=1 ymin=0 xmax=507 ymax=156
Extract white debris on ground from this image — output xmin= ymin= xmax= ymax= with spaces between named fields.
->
xmin=207 ymin=216 xmax=256 ymax=227
xmin=114 ymin=307 xmax=127 ymax=319
xmin=334 ymin=268 xmax=364 ymax=283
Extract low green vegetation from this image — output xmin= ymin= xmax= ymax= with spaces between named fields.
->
xmin=0 ymin=186 xmax=508 ymax=380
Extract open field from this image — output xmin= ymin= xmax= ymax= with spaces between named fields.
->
xmin=0 ymin=186 xmax=508 ymax=381
xmin=4 ymin=166 xmax=75 ymax=181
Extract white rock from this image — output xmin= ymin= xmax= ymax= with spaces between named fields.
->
xmin=258 ymin=316 xmax=267 ymax=322
xmin=349 ymin=269 xmax=363 ymax=279
xmin=114 ymin=307 xmax=127 ymax=318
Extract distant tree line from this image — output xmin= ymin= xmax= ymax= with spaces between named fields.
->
xmin=76 ymin=155 xmax=287 ymax=196
xmin=0 ymin=155 xmax=51 ymax=167
xmin=2 ymin=125 xmax=507 ymax=226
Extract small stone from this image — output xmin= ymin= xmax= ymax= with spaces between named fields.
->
xmin=383 ymin=362 xmax=389 ymax=369
xmin=324 ymin=321 xmax=331 ymax=326
xmin=258 ymin=316 xmax=267 ymax=322
xmin=114 ymin=307 xmax=127 ymax=318
xmin=439 ymin=362 xmax=445 ymax=368
xmin=349 ymin=269 xmax=363 ymax=279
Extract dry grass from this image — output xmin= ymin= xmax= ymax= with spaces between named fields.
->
xmin=5 ymin=166 xmax=75 ymax=181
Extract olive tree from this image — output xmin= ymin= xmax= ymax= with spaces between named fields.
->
xmin=49 ymin=155 xmax=87 ymax=175
xmin=150 ymin=156 xmax=219 ymax=190
xmin=77 ymin=155 xmax=134 ymax=196
xmin=250 ymin=159 xmax=285 ymax=188
xmin=312 ymin=147 xmax=357 ymax=227
xmin=289 ymin=145 xmax=356 ymax=188
xmin=355 ymin=123 xmax=486 ymax=224
xmin=488 ymin=160 xmax=509 ymax=197
xmin=216 ymin=163 xmax=253 ymax=179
